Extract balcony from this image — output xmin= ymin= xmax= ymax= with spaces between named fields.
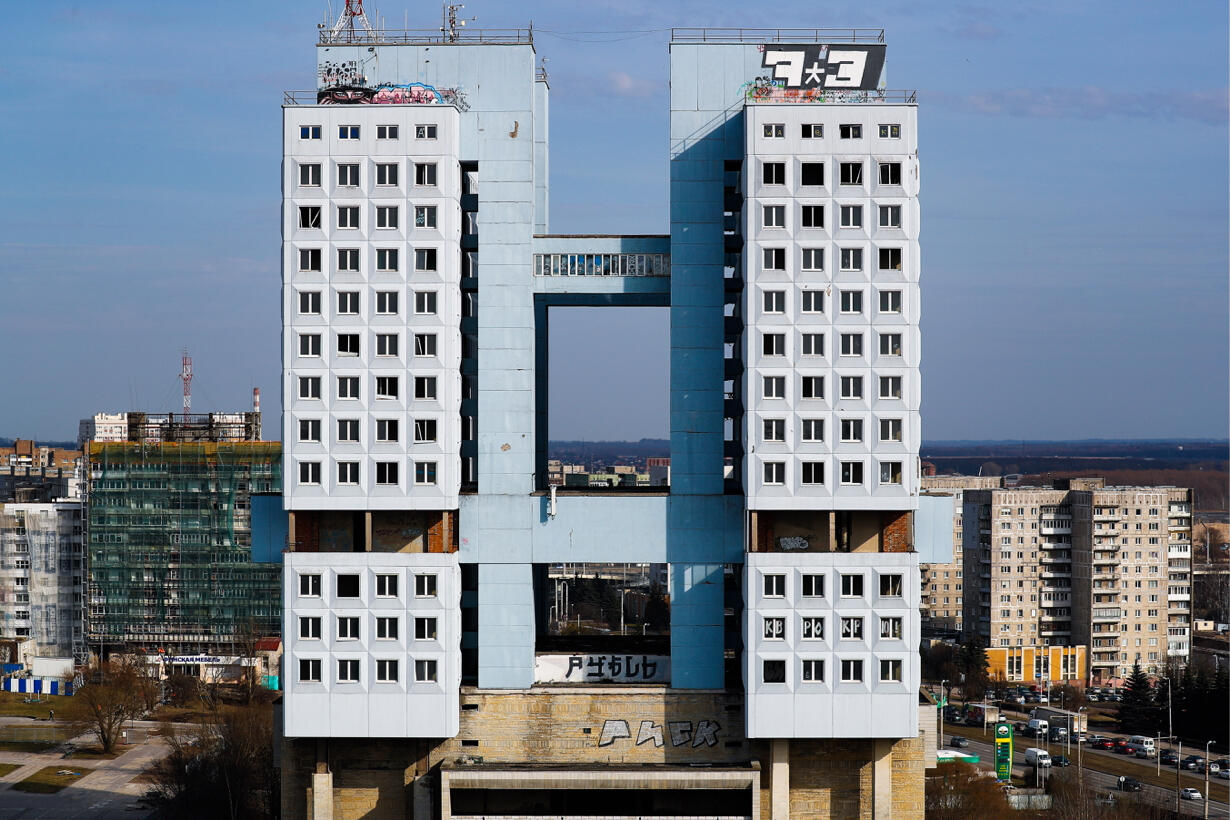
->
xmin=1040 ymin=627 xmax=1071 ymax=637
xmin=1092 ymin=608 xmax=1122 ymax=621
xmin=1094 ymin=512 xmax=1122 ymax=522
xmin=1092 ymin=571 xmax=1117 ymax=582
xmin=1041 ymin=569 xmax=1072 ymax=579
xmin=1040 ymin=525 xmax=1072 ymax=535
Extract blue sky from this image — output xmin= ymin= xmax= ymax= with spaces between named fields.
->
xmin=1 ymin=0 xmax=1226 ymax=442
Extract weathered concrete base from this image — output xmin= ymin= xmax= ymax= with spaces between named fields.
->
xmin=310 ymin=772 xmax=333 ymax=820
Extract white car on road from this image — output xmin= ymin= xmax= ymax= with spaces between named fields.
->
xmin=1180 ymin=788 xmax=1203 ymax=801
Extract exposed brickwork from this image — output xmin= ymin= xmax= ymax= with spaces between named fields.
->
xmin=889 ymin=735 xmax=925 ymax=819
xmin=787 ymin=739 xmax=874 ymax=819
xmin=881 ymin=511 xmax=912 ymax=553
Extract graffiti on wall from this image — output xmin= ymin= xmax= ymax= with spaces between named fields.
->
xmin=319 ymin=60 xmax=367 ymax=88
xmin=759 ymin=43 xmax=887 ymax=90
xmin=598 ymin=718 xmax=722 ymax=748
xmin=317 ymin=81 xmax=472 ymax=110
xmin=535 ymin=653 xmax=669 ymax=684
xmin=778 ymin=535 xmax=809 ymax=551
xmin=740 ymin=74 xmax=883 ymax=104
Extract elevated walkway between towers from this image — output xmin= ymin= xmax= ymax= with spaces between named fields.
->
xmin=532 ymin=235 xmax=670 ymax=298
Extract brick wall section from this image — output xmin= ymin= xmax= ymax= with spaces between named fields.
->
xmin=881 ymin=511 xmax=912 ymax=553
xmin=889 ymin=735 xmax=925 ymax=819
xmin=787 ymin=739 xmax=874 ymax=819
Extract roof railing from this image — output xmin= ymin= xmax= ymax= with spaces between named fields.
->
xmin=318 ymin=27 xmax=533 ymax=45
xmin=671 ymin=27 xmax=885 ymax=43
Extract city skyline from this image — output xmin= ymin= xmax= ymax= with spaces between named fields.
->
xmin=1 ymin=0 xmax=1226 ymax=442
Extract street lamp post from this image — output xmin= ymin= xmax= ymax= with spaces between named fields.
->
xmin=1203 ymin=740 xmax=1212 ymax=820
xmin=1177 ymin=740 xmax=1183 ymax=817
xmin=939 ymin=679 xmax=947 ymax=749
xmin=1077 ymin=706 xmax=1086 ymax=795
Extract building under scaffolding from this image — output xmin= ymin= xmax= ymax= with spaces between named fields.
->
xmin=0 ymin=501 xmax=85 ymax=661
xmin=86 ymin=442 xmax=282 ymax=654
xmin=80 ymin=411 xmax=262 ymax=446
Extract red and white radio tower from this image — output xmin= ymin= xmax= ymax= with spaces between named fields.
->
xmin=180 ymin=349 xmax=193 ymax=415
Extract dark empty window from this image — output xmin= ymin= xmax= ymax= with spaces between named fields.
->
xmin=336 ymin=574 xmax=360 ymax=597
xmin=763 ymin=659 xmax=786 ymax=683
xmin=800 ymin=163 xmax=824 ymax=186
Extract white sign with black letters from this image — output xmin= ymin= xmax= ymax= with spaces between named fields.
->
xmin=535 ymin=653 xmax=669 ymax=684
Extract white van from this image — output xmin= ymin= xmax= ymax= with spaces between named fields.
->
xmin=1127 ymin=736 xmax=1155 ymax=756
xmin=1025 ymin=748 xmax=1052 ymax=768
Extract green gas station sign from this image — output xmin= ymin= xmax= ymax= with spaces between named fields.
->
xmin=994 ymin=722 xmax=1014 ymax=781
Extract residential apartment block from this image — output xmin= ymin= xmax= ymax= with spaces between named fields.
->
xmin=0 ymin=501 xmax=85 ymax=660
xmin=962 ymin=479 xmax=1193 ymax=683
xmin=279 ymin=13 xmax=937 ymax=819
xmin=918 ymin=475 xmax=1003 ymax=633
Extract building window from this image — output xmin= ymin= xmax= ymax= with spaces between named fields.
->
xmin=375 ymin=419 xmax=399 ymax=443
xmin=337 ymin=461 xmax=359 ymax=485
xmin=337 ymin=616 xmax=360 ymax=640
xmin=763 ymin=616 xmax=785 ymax=640
xmin=839 ymin=205 xmax=863 ymax=229
xmin=879 ymin=248 xmax=903 ymax=271
xmin=802 ymin=462 xmax=824 ymax=485
xmin=839 ymin=248 xmax=863 ymax=271
xmin=841 ymin=461 xmax=864 ymax=485
xmin=336 ymin=574 xmax=360 ymax=597
xmin=839 ymin=162 xmax=863 ymax=185
xmin=376 ymin=248 xmax=399 ymax=272
xmin=801 ymin=249 xmax=824 ymax=273
xmin=763 ymin=290 xmax=785 ymax=313
xmin=802 ymin=659 xmax=825 ymax=682
xmin=298 ymin=206 xmax=321 ymax=229
xmin=298 ymin=461 xmax=321 ymax=485
xmin=801 ymin=333 xmax=824 ymax=356
xmin=337 ymin=334 xmax=360 ymax=356
xmin=840 ymin=617 xmax=864 ymax=640
xmin=802 ymin=575 xmax=824 ymax=598
xmin=801 ymin=205 xmax=825 ymax=228
xmin=337 ymin=418 xmax=359 ymax=442
xmin=802 ymin=376 xmax=824 ymax=399
xmin=376 ymin=659 xmax=399 ymax=682
xmin=800 ymin=162 xmax=824 ymax=185
xmin=414 ymin=377 xmax=437 ymax=400
xmin=375 ymin=574 xmax=398 ymax=597
xmin=375 ymin=462 xmax=399 ymax=485
xmin=414 ymin=163 xmax=437 ymax=186
xmin=299 ymin=658 xmax=321 ymax=682
xmin=839 ymin=376 xmax=863 ymax=400
xmin=762 ymin=162 xmax=785 ymax=185
xmin=879 ymin=418 xmax=903 ymax=442
xmin=337 ymin=659 xmax=360 ymax=683
xmin=801 ymin=123 xmax=823 ymax=138
xmin=839 ymin=124 xmax=862 ymax=139
xmin=879 ymin=205 xmax=901 ymax=228
xmin=880 ymin=574 xmax=904 ymax=596
xmin=298 ymin=616 xmax=321 ymax=640
xmin=337 ymin=248 xmax=360 ymax=273
xmin=840 ymin=333 xmax=863 ymax=357
xmin=297 ymin=579 xmax=321 ymax=606
xmin=879 ymin=333 xmax=902 ymax=356
xmin=878 ymin=290 xmax=901 ymax=313
xmin=299 ymin=125 xmax=321 ymax=140
xmin=376 ymin=206 xmax=399 ymax=229
xmin=298 ymin=377 xmax=321 ymax=400
xmin=763 ymin=419 xmax=785 ymax=442
xmin=841 ymin=659 xmax=864 ymax=682
xmin=881 ymin=617 xmax=903 ymax=639
xmin=880 ymin=376 xmax=903 ymax=399
xmin=375 ymin=376 xmax=399 ymax=399
xmin=839 ymin=291 xmax=863 ymax=315
xmin=415 ymin=124 xmax=437 ymax=139
xmin=415 ymin=206 xmax=438 ymax=228
xmin=763 ymin=573 xmax=785 ymax=597
xmin=880 ymin=659 xmax=903 ymax=682
xmin=801 ymin=419 xmax=824 ymax=442
xmin=763 ymin=248 xmax=786 ymax=271
xmin=376 ymin=333 xmax=399 ymax=357
xmin=377 ymin=124 xmax=399 ymax=139
xmin=337 ymin=163 xmax=359 ymax=186
xmin=762 ymin=333 xmax=785 ymax=357
xmin=414 ymin=291 xmax=437 ymax=314
xmin=413 ymin=617 xmax=438 ymax=641
xmin=763 ymin=123 xmax=784 ymax=138
xmin=415 ymin=461 xmax=438 ymax=485
xmin=416 ymin=574 xmax=438 ymax=597
xmin=763 ymin=461 xmax=785 ymax=486
xmin=879 ymin=162 xmax=902 ymax=185
xmin=415 ymin=659 xmax=438 ymax=683
xmin=298 ymin=290 xmax=321 ymax=314
xmin=763 ymin=205 xmax=785 ymax=228
xmin=299 ymin=418 xmax=321 ymax=443
xmin=762 ymin=659 xmax=786 ymax=683
xmin=337 ymin=206 xmax=359 ymax=229
xmin=414 ymin=419 xmax=437 ymax=443
xmin=376 ymin=291 xmax=398 ymax=314
xmin=338 ymin=125 xmax=360 ymax=140
xmin=415 ymin=248 xmax=437 ymax=271
xmin=376 ymin=163 xmax=399 ymax=186
xmin=879 ymin=124 xmax=901 ymax=138
xmin=298 ymin=334 xmax=321 ymax=357
xmin=840 ymin=419 xmax=863 ymax=443
xmin=762 ymin=376 xmax=785 ymax=399
xmin=841 ymin=574 xmax=864 ymax=597
xmin=298 ymin=248 xmax=322 ymax=273
xmin=299 ymin=163 xmax=322 ymax=186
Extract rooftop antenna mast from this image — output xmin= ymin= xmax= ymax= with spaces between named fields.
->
xmin=180 ymin=349 xmax=193 ymax=417
xmin=324 ymin=0 xmax=377 ymax=43
xmin=441 ymin=3 xmax=474 ymax=42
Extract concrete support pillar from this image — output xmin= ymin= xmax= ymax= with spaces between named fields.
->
xmin=873 ymin=738 xmax=894 ymax=820
xmin=770 ymin=738 xmax=790 ymax=820
xmin=310 ymin=771 xmax=333 ymax=820
xmin=364 ymin=511 xmax=373 ymax=552
xmin=288 ymin=511 xmax=296 ymax=552
xmin=828 ymin=511 xmax=837 ymax=552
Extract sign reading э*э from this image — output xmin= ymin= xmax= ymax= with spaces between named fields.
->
xmin=760 ymin=44 xmax=886 ymax=91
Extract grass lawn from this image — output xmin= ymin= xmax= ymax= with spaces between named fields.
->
xmin=0 ymin=740 xmax=58 ymax=754
xmin=11 ymin=765 xmax=94 ymax=794
xmin=0 ymin=763 xmax=21 ymax=777
xmin=0 ymin=692 xmax=72 ymax=720
xmin=65 ymin=745 xmax=122 ymax=760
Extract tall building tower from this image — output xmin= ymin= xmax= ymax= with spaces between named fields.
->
xmin=280 ymin=17 xmax=939 ymax=818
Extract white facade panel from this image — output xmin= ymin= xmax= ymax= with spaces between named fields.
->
xmin=282 ymin=552 xmax=461 ymax=738
xmin=282 ymin=106 xmax=463 ymax=511
xmin=744 ymin=551 xmax=920 ymax=739
xmin=742 ymin=104 xmax=920 ymax=511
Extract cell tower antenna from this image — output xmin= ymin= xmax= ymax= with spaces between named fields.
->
xmin=441 ymin=3 xmax=474 ymax=42
xmin=180 ymin=349 xmax=193 ymax=415
xmin=324 ymin=0 xmax=377 ymax=43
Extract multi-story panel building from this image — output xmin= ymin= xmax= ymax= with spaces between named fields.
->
xmin=918 ymin=475 xmax=1003 ymax=632
xmin=279 ymin=13 xmax=936 ymax=819
xmin=963 ymin=480 xmax=1193 ymax=685
xmin=0 ymin=501 xmax=85 ymax=660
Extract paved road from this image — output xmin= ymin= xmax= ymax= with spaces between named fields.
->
xmin=949 ymin=729 xmax=1230 ymax=817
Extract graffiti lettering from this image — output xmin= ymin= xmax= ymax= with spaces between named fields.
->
xmin=693 ymin=720 xmax=720 ymax=747
xmin=598 ymin=718 xmax=722 ymax=748
xmin=598 ymin=719 xmax=631 ymax=747
xmin=759 ymin=44 xmax=885 ymax=91
xmin=534 ymin=654 xmax=669 ymax=684
xmin=635 ymin=720 xmax=664 ymax=747
xmin=778 ymin=536 xmax=809 ymax=551
xmin=316 ymin=81 xmax=471 ymax=111
xmin=667 ymin=721 xmax=693 ymax=747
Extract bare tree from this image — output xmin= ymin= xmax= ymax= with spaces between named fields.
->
xmin=61 ymin=659 xmax=143 ymax=753
xmin=924 ymin=761 xmax=1016 ymax=820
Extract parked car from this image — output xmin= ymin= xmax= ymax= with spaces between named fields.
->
xmin=1025 ymin=748 xmax=1052 ymax=768
xmin=1180 ymin=788 xmax=1203 ymax=801
xmin=1036 ymin=694 xmax=1049 ymax=703
xmin=1161 ymin=751 xmax=1180 ymax=767
xmin=1087 ymin=734 xmax=1107 ymax=745
xmin=1014 ymin=722 xmax=1029 ymax=734
xmin=1117 ymin=776 xmax=1144 ymax=792
xmin=1115 ymin=742 xmax=1136 ymax=755
xmin=1094 ymin=739 xmax=1118 ymax=751
xmin=1200 ymin=761 xmax=1220 ymax=774
xmin=1086 ymin=693 xmax=1101 ymax=702
xmin=1182 ymin=755 xmax=1204 ymax=771
xmin=950 ymin=736 xmax=970 ymax=748
xmin=1217 ymin=769 xmax=1230 ymax=780
xmin=1052 ymin=755 xmax=1071 ymax=767
xmin=1135 ymin=749 xmax=1154 ymax=759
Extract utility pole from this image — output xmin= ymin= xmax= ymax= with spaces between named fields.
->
xmin=1076 ymin=707 xmax=1086 ymax=795
xmin=939 ymin=679 xmax=947 ymax=749
xmin=1203 ymin=740 xmax=1212 ymax=820
xmin=1177 ymin=740 xmax=1183 ymax=817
